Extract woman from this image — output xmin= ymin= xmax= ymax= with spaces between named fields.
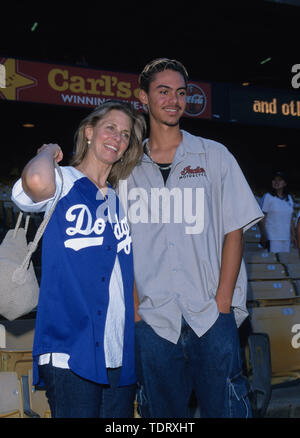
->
xmin=11 ymin=101 xmax=146 ymax=418
xmin=259 ymin=171 xmax=296 ymax=253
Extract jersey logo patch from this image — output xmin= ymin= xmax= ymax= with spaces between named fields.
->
xmin=179 ymin=165 xmax=206 ymax=179
xmin=63 ymin=204 xmax=131 ymax=254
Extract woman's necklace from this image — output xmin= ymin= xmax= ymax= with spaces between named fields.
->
xmin=87 ymin=177 xmax=108 ymax=201
xmin=77 ymin=166 xmax=108 ymax=201
xmin=98 ymin=187 xmax=108 ymax=201
xmin=145 ymin=142 xmax=172 ymax=171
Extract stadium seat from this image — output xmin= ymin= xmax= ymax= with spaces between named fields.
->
xmin=247 ymin=279 xmax=297 ymax=303
xmin=0 ymin=349 xmax=33 ymax=379
xmin=246 ymin=263 xmax=287 ymax=281
xmin=0 ymin=371 xmax=24 ymax=418
xmin=1 ymin=318 xmax=35 ymax=350
xmin=0 ymin=320 xmax=35 ymax=404
xmin=277 ymin=249 xmax=300 ymax=264
xmin=294 ymin=280 xmax=300 ymax=295
xmin=244 ymin=226 xmax=261 ymax=243
xmin=248 ymin=302 xmax=300 ymax=377
xmin=244 ymin=242 xmax=264 ymax=252
xmin=244 ymin=250 xmax=277 ymax=264
xmin=286 ymin=264 xmax=300 ymax=279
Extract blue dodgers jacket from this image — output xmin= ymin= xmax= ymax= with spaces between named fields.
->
xmin=12 ymin=167 xmax=135 ymax=387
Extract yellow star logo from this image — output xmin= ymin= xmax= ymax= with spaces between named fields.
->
xmin=0 ymin=58 xmax=36 ymax=100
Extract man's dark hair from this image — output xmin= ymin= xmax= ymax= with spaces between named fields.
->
xmin=139 ymin=58 xmax=189 ymax=93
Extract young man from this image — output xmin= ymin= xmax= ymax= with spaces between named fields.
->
xmin=120 ymin=58 xmax=263 ymax=418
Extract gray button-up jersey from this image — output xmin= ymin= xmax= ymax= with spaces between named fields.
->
xmin=118 ymin=130 xmax=263 ymax=343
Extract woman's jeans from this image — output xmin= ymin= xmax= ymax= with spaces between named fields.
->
xmin=39 ymin=362 xmax=136 ymax=418
xmin=135 ymin=311 xmax=252 ymax=418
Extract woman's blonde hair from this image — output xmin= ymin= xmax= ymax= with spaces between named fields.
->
xmin=70 ymin=100 xmax=146 ymax=188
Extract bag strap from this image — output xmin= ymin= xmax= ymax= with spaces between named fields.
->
xmin=13 ymin=211 xmax=30 ymax=238
xmin=19 ymin=162 xmax=64 ymax=272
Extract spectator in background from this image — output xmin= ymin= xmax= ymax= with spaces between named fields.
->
xmin=259 ymin=171 xmax=296 ymax=253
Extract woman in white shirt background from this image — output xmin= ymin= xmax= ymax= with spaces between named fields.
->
xmin=259 ymin=171 xmax=296 ymax=253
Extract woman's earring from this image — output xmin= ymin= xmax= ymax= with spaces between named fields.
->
xmin=87 ymin=139 xmax=91 ymax=146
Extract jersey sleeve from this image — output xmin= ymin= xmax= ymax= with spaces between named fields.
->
xmin=11 ymin=166 xmax=65 ymax=214
xmin=221 ymin=149 xmax=264 ymax=234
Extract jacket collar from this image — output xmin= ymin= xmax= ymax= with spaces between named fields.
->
xmin=141 ymin=130 xmax=206 ymax=163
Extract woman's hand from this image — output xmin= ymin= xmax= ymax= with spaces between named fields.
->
xmin=37 ymin=143 xmax=63 ymax=163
